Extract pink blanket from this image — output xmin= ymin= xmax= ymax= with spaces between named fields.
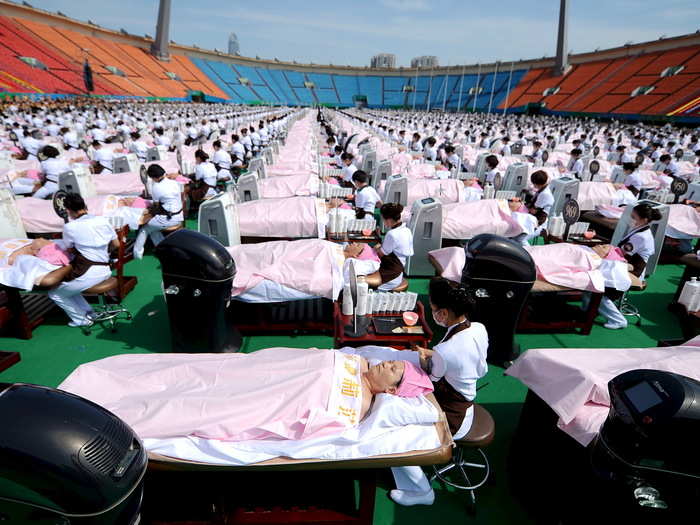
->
xmin=506 ymin=339 xmax=700 ymax=445
xmin=578 ymin=182 xmax=618 ymax=211
xmin=238 ymin=197 xmax=320 ymax=238
xmin=59 ymin=348 xmax=350 ymax=441
xmin=526 ymin=244 xmax=604 ymax=292
xmin=429 ymin=247 xmax=465 ymax=283
xmin=17 ymin=195 xmax=119 ymax=233
xmin=406 ymin=179 xmax=464 ymax=207
xmin=93 ymin=171 xmax=144 ymax=195
xmin=430 ymin=243 xmax=605 ymax=291
xmin=228 ymin=239 xmax=342 ymax=299
xmin=668 ymin=204 xmax=700 ymax=237
xmin=441 ymin=200 xmax=524 ymax=240
xmin=260 ymin=174 xmax=317 ymax=198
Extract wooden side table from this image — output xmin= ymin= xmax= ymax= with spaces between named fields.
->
xmin=333 ymin=301 xmax=433 ymax=349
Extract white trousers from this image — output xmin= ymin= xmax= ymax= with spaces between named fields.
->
xmin=583 ymin=292 xmax=627 ymax=328
xmin=11 ymin=177 xmax=36 ymax=195
xmin=598 ymin=295 xmax=627 ymax=327
xmin=134 ymin=213 xmax=182 ymax=258
xmin=48 ymin=265 xmax=111 ymax=324
xmin=392 ymin=407 xmax=474 ymax=493
xmin=33 ymin=181 xmax=58 ymax=200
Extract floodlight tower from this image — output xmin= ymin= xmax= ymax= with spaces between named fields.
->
xmin=554 ymin=0 xmax=570 ymax=76
xmin=151 ymin=0 xmax=171 ymax=61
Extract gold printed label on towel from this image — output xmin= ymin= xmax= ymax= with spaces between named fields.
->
xmin=328 ymin=353 xmax=363 ymax=427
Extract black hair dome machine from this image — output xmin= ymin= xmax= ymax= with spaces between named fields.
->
xmin=0 ymin=383 xmax=147 ymax=524
xmin=590 ymin=369 xmax=700 ymax=512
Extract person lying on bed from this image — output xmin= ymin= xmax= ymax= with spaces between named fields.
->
xmin=58 ymin=348 xmax=433 ymax=442
xmin=0 ymin=238 xmax=72 ymax=290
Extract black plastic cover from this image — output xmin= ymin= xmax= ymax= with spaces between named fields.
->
xmin=462 ymin=234 xmax=536 ymax=283
xmin=155 ymin=229 xmax=235 ymax=282
xmin=0 ymin=383 xmax=147 ymax=516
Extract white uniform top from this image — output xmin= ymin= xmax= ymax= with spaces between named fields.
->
xmin=446 ymin=153 xmax=462 ymax=171
xmin=195 ymin=161 xmax=218 ymax=187
xmin=92 ymin=128 xmax=106 ymax=142
xmin=155 ymin=135 xmax=171 ymax=147
xmin=212 ymin=149 xmax=232 ymax=170
xmin=430 ymin=322 xmax=489 ymax=399
xmin=568 ymin=158 xmax=584 ymax=178
xmin=355 ymin=185 xmax=381 ymax=213
xmin=423 ymin=146 xmax=438 ymax=161
xmin=152 ymin=177 xmax=183 ymax=218
xmin=624 ymin=172 xmax=644 ymax=190
xmin=381 ymin=223 xmax=414 ymax=267
xmin=21 ymin=136 xmax=44 ymax=157
xmin=231 ymin=142 xmax=245 ymax=161
xmin=93 ymin=148 xmax=114 ymax=171
xmin=41 ymin=158 xmax=71 ymax=183
xmin=430 ymin=322 xmax=489 ymax=438
xmin=63 ymin=131 xmax=79 ymax=149
xmin=485 ymin=168 xmax=500 ymax=183
xmin=63 ymin=214 xmax=116 ymax=263
xmin=132 ymin=140 xmax=149 ymax=160
xmin=501 ymin=144 xmax=512 ymax=156
xmin=342 ymin=163 xmax=358 ymax=183
xmin=621 ymin=226 xmax=655 ymax=264
xmin=534 ymin=186 xmax=555 ymax=215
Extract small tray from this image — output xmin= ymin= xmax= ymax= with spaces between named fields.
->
xmin=372 ymin=316 xmax=424 ymax=335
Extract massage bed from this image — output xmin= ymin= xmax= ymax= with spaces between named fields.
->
xmin=225 ymin=239 xmax=378 ymax=334
xmin=428 ymin=244 xmax=643 ymax=335
xmin=0 ymin=226 xmax=137 ymax=339
xmin=506 ymin=339 xmax=700 ymax=523
xmin=58 ymin=347 xmax=452 ymax=525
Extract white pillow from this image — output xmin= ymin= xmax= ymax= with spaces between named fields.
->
xmin=362 ymin=393 xmax=439 ymax=429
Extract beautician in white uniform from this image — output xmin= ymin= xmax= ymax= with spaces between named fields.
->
xmin=352 ymin=170 xmax=381 ymax=215
xmin=584 ymin=203 xmax=659 ymax=329
xmin=48 ymin=193 xmax=119 ymax=327
xmin=133 ymin=164 xmax=183 ymax=259
xmin=35 ymin=145 xmax=70 ymax=199
xmin=391 ymin=277 xmax=489 ymax=506
xmin=373 ymin=203 xmax=413 ymax=291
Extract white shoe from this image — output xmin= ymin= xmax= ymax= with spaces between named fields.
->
xmin=68 ymin=320 xmax=94 ymax=328
xmin=389 ymin=489 xmax=435 ymax=506
xmin=603 ymin=321 xmax=627 ymax=330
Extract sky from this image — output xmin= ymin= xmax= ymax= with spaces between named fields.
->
xmin=26 ymin=0 xmax=700 ymax=67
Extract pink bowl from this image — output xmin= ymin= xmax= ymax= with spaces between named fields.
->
xmin=403 ymin=311 xmax=419 ymax=326
xmin=584 ymin=230 xmax=596 ymax=240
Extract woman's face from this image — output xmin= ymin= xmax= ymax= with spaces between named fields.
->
xmin=344 ymin=243 xmax=363 ymax=259
xmin=366 ymin=360 xmax=405 ymax=394
xmin=630 ymin=211 xmax=647 ymax=228
xmin=430 ymin=302 xmax=449 ymax=327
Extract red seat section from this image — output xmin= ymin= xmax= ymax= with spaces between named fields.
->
xmin=502 ymin=44 xmax=700 ymax=116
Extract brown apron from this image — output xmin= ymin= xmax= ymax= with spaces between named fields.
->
xmin=65 ymin=252 xmax=110 ymax=282
xmin=377 ymin=223 xmax=406 ymax=284
xmin=432 ymin=321 xmax=474 ymax=435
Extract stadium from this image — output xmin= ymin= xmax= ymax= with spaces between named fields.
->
xmin=0 ymin=0 xmax=699 ymax=524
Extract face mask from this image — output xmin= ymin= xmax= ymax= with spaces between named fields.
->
xmin=432 ymin=309 xmax=448 ymax=328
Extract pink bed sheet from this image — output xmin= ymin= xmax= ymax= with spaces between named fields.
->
xmin=668 ymin=204 xmax=700 ymax=237
xmin=429 ymin=247 xmax=464 ymax=282
xmin=259 ymin=174 xmax=317 ymax=198
xmin=526 ymin=243 xmax=604 ymax=292
xmin=506 ymin=340 xmax=700 ymax=445
xmin=93 ymin=171 xmax=144 ymax=195
xmin=17 ymin=195 xmax=116 ymax=233
xmin=237 ymin=196 xmax=319 ymax=238
xmin=228 ymin=239 xmax=340 ymax=299
xmin=58 ymin=348 xmax=347 ymax=442
xmin=578 ymin=182 xmax=618 ymax=211
xmin=441 ymin=200 xmax=524 ymax=240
